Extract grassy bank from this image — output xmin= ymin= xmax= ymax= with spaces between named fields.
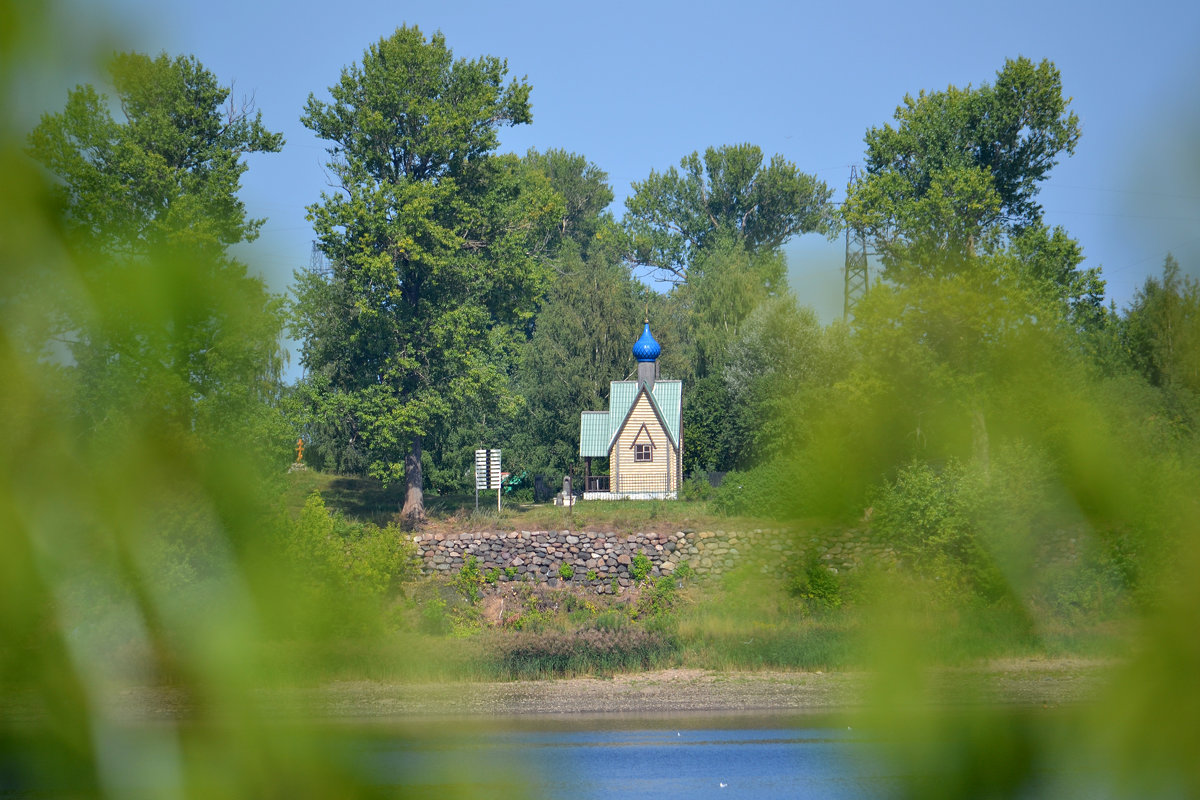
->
xmin=259 ymin=470 xmax=1135 ymax=684
xmin=281 ymin=468 xmax=767 ymax=533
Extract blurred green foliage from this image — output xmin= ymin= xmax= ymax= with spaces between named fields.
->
xmin=0 ymin=8 xmax=444 ymax=796
xmin=4 ymin=5 xmax=1200 ymax=797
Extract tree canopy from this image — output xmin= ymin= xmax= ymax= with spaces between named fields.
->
xmin=25 ymin=51 xmax=287 ymax=453
xmin=28 ymin=51 xmax=283 ymax=258
xmin=844 ymin=56 xmax=1080 ymax=277
xmin=624 ymin=143 xmax=832 ymax=284
xmin=294 ymin=26 xmax=554 ymax=521
xmin=1124 ymin=254 xmax=1200 ymax=405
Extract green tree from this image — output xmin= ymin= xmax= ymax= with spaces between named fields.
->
xmin=842 ymin=56 xmax=1102 ymax=327
xmin=27 ymin=52 xmax=283 ymax=258
xmin=295 ymin=27 xmax=556 ymax=522
xmin=511 ymin=232 xmax=646 ymax=475
xmin=623 ymin=145 xmax=832 ymax=472
xmin=668 ymin=236 xmax=792 ymax=472
xmin=523 ymin=147 xmax=614 ymax=251
xmin=845 ymin=56 xmax=1079 ymax=271
xmin=487 ymin=150 xmax=647 ymax=479
xmin=723 ymin=296 xmax=852 ymax=464
xmin=840 ymin=58 xmax=1103 ymax=473
xmin=674 ymin=234 xmax=788 ymax=376
xmin=624 ymin=143 xmax=832 ymax=284
xmin=1008 ymin=222 xmax=1106 ymax=332
xmin=1123 ymin=254 xmax=1200 ymax=408
xmin=25 ymin=51 xmax=287 ymax=456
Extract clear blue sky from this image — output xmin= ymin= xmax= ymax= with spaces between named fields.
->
xmin=49 ymin=0 xmax=1200 ymax=378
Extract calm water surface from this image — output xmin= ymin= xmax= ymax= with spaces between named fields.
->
xmin=354 ymin=714 xmax=897 ymax=799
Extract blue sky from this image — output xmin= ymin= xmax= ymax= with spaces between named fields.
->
xmin=48 ymin=0 xmax=1200 ymax=377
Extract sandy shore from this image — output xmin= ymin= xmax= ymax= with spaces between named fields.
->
xmin=103 ymin=658 xmax=1110 ymax=721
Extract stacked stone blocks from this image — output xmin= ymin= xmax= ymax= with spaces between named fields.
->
xmin=414 ymin=528 xmax=899 ymax=593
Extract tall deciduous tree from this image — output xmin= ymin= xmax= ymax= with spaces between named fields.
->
xmin=28 ymin=52 xmax=283 ymax=258
xmin=523 ymin=147 xmax=614 ymax=252
xmin=26 ymin=52 xmax=286 ymax=452
xmin=295 ymin=27 xmax=555 ymax=522
xmin=624 ymin=143 xmax=832 ymax=284
xmin=842 ymin=58 xmax=1102 ymax=471
xmin=1124 ymin=255 xmax=1200 ymax=403
xmin=511 ymin=233 xmax=646 ymax=476
xmin=843 ymin=57 xmax=1085 ymax=289
xmin=623 ymin=144 xmax=831 ymax=472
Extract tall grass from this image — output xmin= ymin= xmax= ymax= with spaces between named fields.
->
xmin=485 ymin=628 xmax=678 ymax=679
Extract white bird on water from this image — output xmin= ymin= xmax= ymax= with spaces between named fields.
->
xmin=719 ymin=782 xmax=727 ymax=788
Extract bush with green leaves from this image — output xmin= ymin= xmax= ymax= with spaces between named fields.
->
xmin=454 ymin=556 xmax=485 ymax=604
xmin=1037 ymin=531 xmax=1137 ymax=618
xmin=631 ymin=551 xmax=653 ymax=582
xmin=870 ymin=446 xmax=1091 ymax=605
xmin=419 ymin=596 xmax=452 ymax=635
xmin=679 ymin=473 xmax=715 ymax=501
xmin=709 ymin=461 xmax=803 ymax=518
xmin=786 ymin=556 xmax=842 ymax=610
xmin=558 ymin=562 xmax=575 ymax=580
xmin=286 ymin=492 xmax=417 ymax=601
xmin=871 ymin=458 xmax=1003 ymax=600
xmin=637 ymin=576 xmax=678 ymax=618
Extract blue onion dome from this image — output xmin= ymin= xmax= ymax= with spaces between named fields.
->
xmin=632 ymin=321 xmax=661 ymax=362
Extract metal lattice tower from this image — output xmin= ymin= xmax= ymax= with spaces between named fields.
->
xmin=309 ymin=240 xmax=330 ymax=277
xmin=843 ymin=165 xmax=872 ymax=320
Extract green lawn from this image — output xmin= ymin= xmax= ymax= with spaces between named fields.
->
xmin=282 ymin=469 xmax=770 ymax=533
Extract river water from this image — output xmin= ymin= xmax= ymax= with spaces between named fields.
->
xmin=352 ymin=713 xmax=895 ymax=798
xmin=4 ymin=710 xmax=1106 ymax=797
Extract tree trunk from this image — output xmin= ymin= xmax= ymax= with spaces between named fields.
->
xmin=401 ymin=436 xmax=425 ymax=524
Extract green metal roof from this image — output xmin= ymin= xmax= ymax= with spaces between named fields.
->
xmin=650 ymin=380 xmax=682 ymax=443
xmin=607 ymin=382 xmax=638 ymax=437
xmin=579 ymin=411 xmax=610 ymax=457
xmin=580 ymin=380 xmax=682 ymax=458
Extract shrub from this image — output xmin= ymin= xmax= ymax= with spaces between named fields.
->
xmin=631 ymin=552 xmax=652 ymax=582
xmin=709 ymin=462 xmax=797 ymax=518
xmin=341 ymin=522 xmax=417 ymax=599
xmin=871 ymin=458 xmax=1000 ymax=600
xmin=454 ymin=556 xmax=484 ymax=604
xmin=637 ymin=576 xmax=678 ymax=618
xmin=786 ymin=557 xmax=842 ymax=610
xmin=679 ymin=473 xmax=714 ymax=501
xmin=286 ymin=492 xmax=417 ymax=603
xmin=1037 ymin=533 xmax=1134 ymax=618
xmin=419 ymin=596 xmax=451 ymax=635
xmin=872 ymin=446 xmax=1063 ymax=604
xmin=558 ymin=562 xmax=575 ymax=580
xmin=586 ymin=569 xmax=598 ymax=581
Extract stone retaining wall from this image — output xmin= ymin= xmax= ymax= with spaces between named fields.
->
xmin=414 ymin=528 xmax=898 ymax=594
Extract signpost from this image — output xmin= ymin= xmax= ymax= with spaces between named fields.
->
xmin=474 ymin=449 xmax=502 ymax=511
